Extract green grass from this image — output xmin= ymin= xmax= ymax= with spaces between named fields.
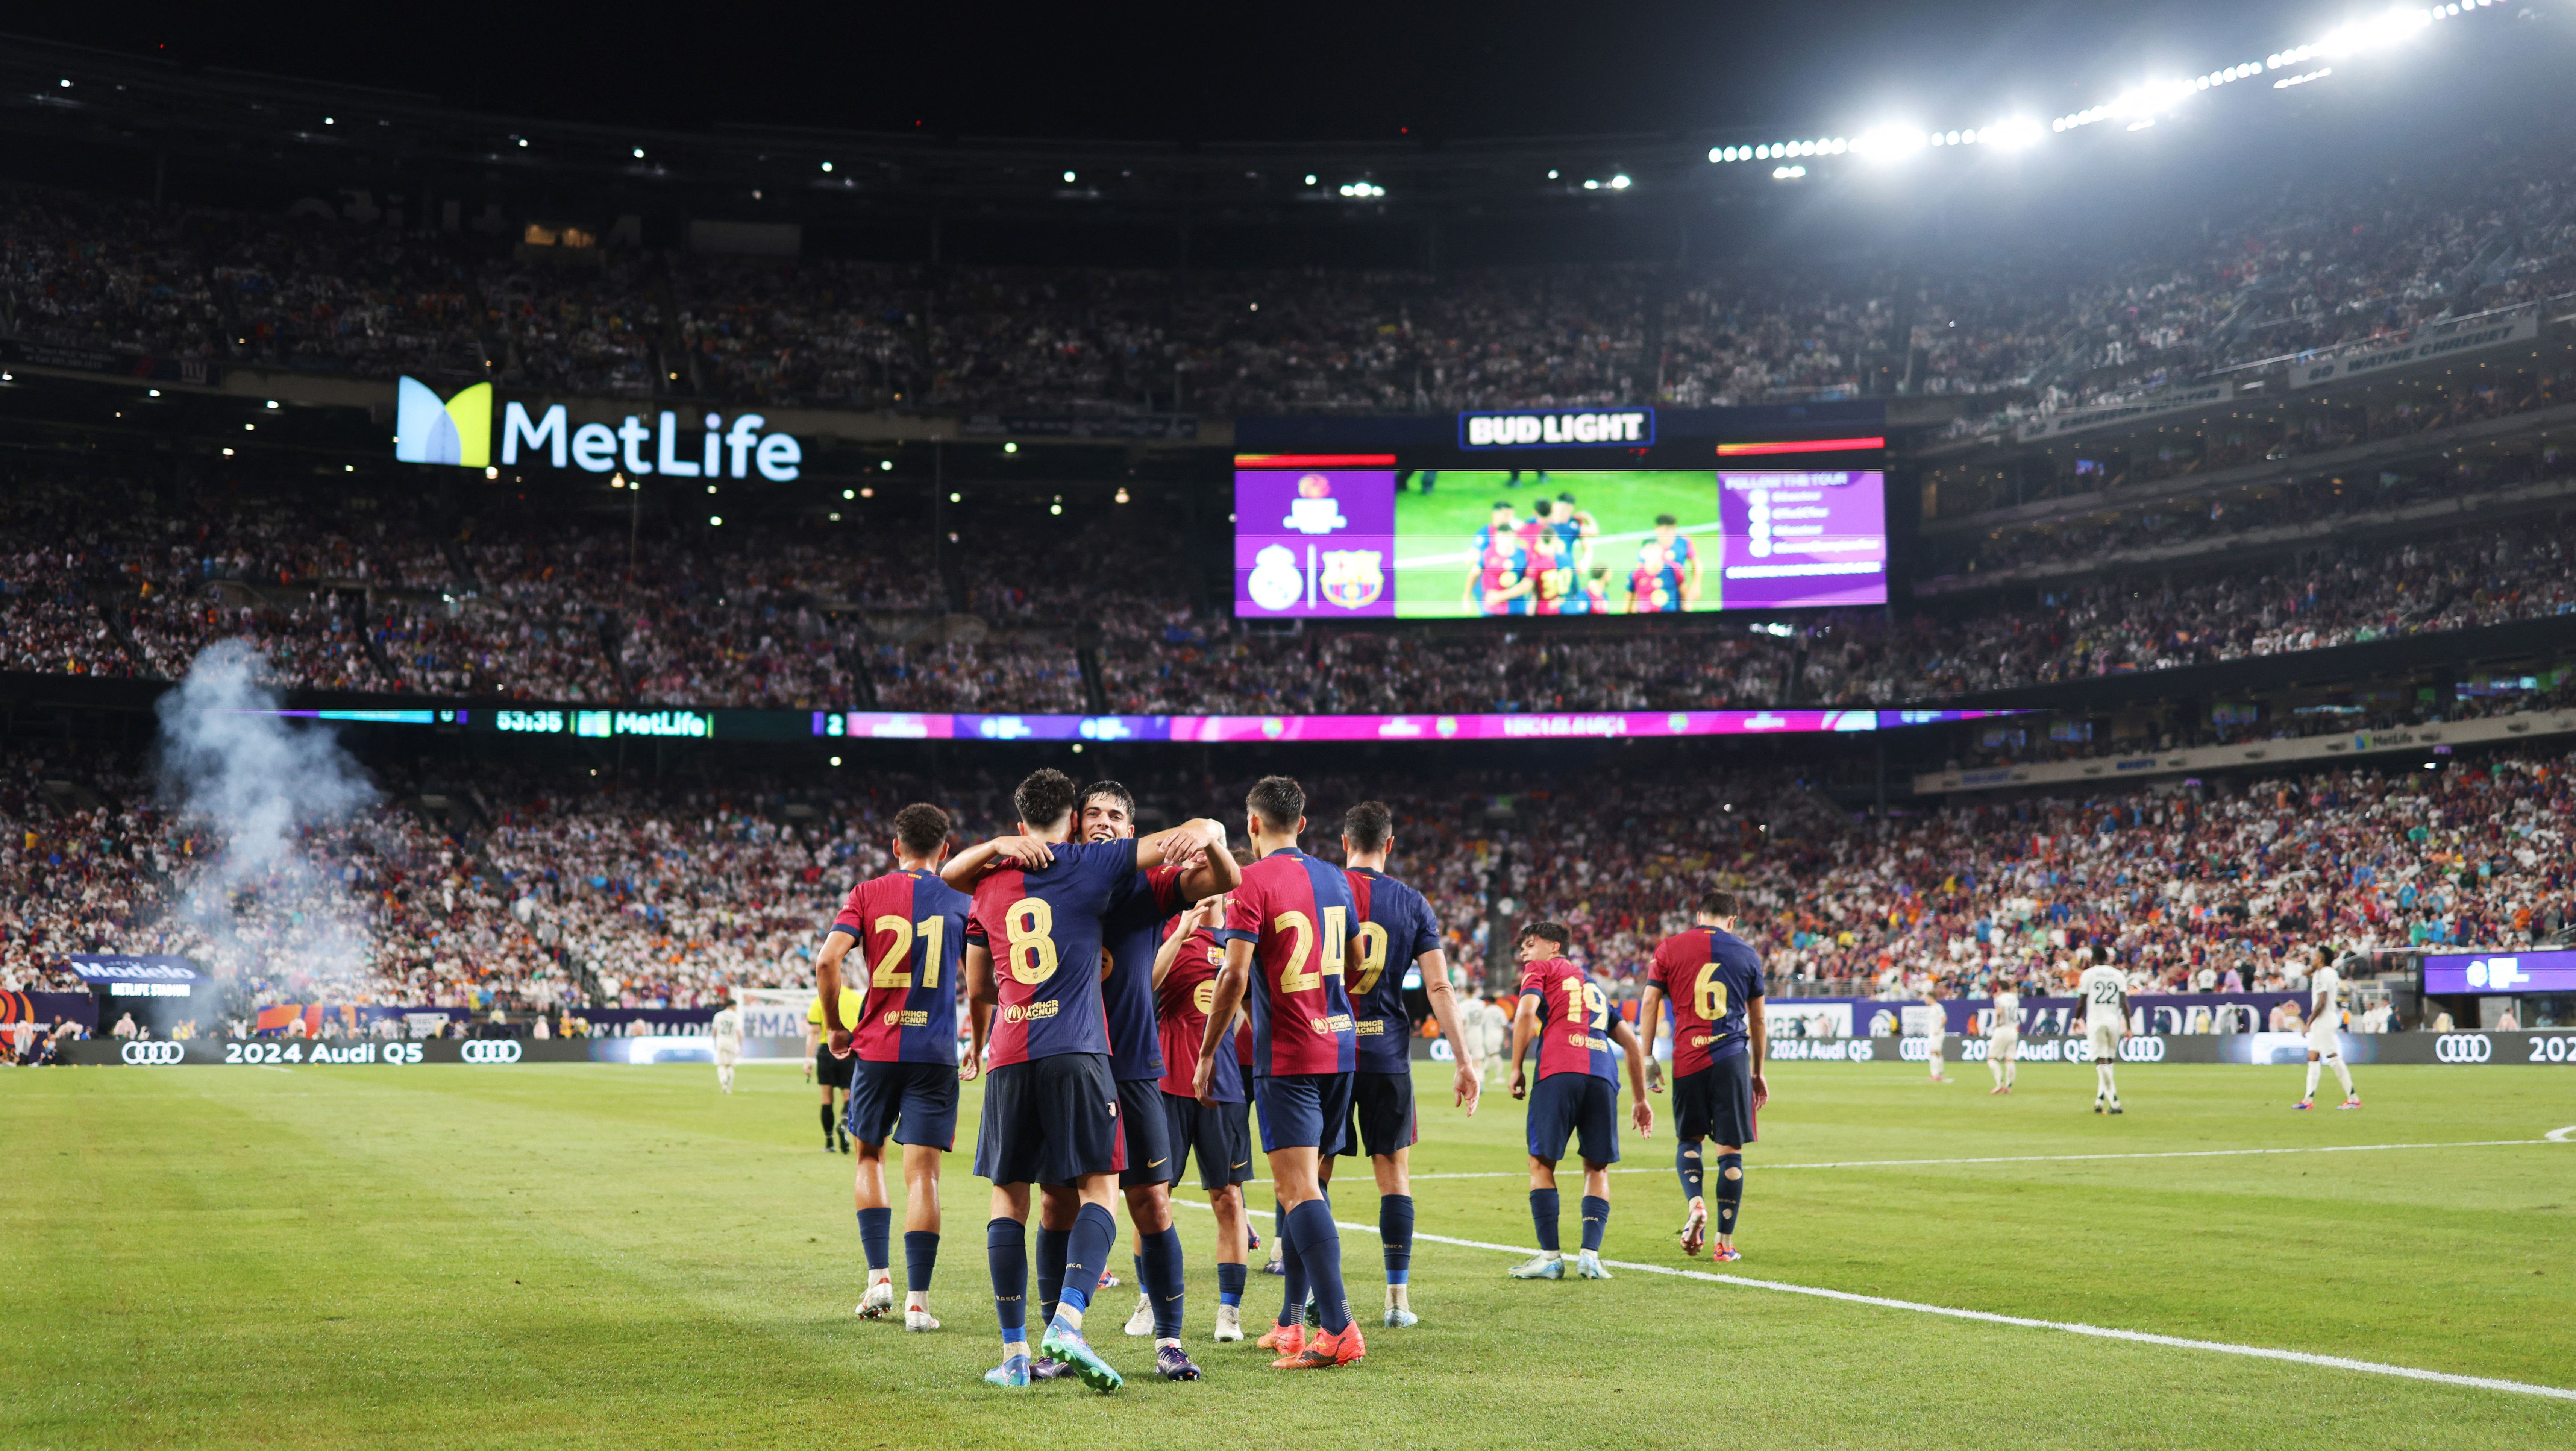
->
xmin=6 ymin=1059 xmax=2574 ymax=1448
xmin=1393 ymin=469 xmax=1719 ymax=616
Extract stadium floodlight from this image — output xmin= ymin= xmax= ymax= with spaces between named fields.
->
xmin=1609 ymin=174 xmax=1631 ymax=189
xmin=820 ymin=161 xmax=834 ymax=172
xmin=879 ymin=460 xmax=893 ymax=471
xmin=1305 ymin=173 xmax=1318 ymax=184
xmin=1063 ymin=170 xmax=1076 ymax=182
xmin=1583 ymin=179 xmax=1600 ymax=190
xmin=1772 ymin=165 xmax=1806 ymax=179
xmin=709 ymin=515 xmax=722 ymax=526
xmin=631 ymin=147 xmax=645 ymax=158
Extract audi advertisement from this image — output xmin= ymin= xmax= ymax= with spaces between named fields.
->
xmin=70 ymin=1037 xmax=805 ymax=1067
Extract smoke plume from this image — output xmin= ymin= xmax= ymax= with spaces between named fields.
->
xmin=154 ymin=641 xmax=380 ymax=1000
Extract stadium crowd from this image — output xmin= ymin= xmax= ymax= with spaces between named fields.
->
xmin=6 ymin=114 xmax=2573 ymax=417
xmin=7 ymin=732 xmax=2571 ymax=1021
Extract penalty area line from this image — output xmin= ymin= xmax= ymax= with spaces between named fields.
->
xmin=1401 ymin=1136 xmax=2571 ymax=1179
xmin=1178 ymin=1200 xmax=2576 ymax=1403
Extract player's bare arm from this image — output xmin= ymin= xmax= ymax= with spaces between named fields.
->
xmin=1170 ymin=831 xmax=1242 ymax=904
xmin=1194 ymin=936 xmax=1256 ymax=1107
xmin=1507 ymin=993 xmax=1539 ymax=1099
xmin=1636 ymin=984 xmax=1669 ymax=1094
xmin=1612 ymin=1017 xmax=1653 ymax=1135
xmin=962 ymin=942 xmax=998 ymax=1076
xmin=937 ymin=835 xmax=1054 ymax=890
xmin=1154 ymin=897 xmax=1222 ymax=990
xmin=1416 ymin=948 xmax=1481 ymax=1114
xmin=816 ymin=927 xmax=858 ymax=1057
xmin=1747 ymin=994 xmax=1770 ymax=1109
xmin=1134 ymin=816 xmax=1228 ymax=872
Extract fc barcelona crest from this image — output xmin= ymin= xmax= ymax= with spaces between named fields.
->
xmin=1318 ymin=549 xmax=1385 ymax=609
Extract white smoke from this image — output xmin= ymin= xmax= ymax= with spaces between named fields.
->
xmin=154 ymin=641 xmax=380 ymax=1000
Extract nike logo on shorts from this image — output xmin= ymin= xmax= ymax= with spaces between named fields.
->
xmin=1148 ymin=1157 xmax=1167 ymax=1167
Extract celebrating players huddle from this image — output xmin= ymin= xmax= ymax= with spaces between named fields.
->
xmin=809 ymin=770 xmax=1770 ymax=1393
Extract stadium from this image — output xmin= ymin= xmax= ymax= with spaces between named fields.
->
xmin=4 ymin=2 xmax=2574 ymax=1442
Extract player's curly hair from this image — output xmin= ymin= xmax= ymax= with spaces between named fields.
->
xmin=1520 ymin=920 xmax=1571 ymax=952
xmin=1012 ymin=769 xmax=1080 ymax=833
xmin=1342 ymin=800 xmax=1395 ymax=852
xmin=892 ymin=802 xmax=951 ymax=857
xmin=1245 ymin=775 xmax=1305 ymax=833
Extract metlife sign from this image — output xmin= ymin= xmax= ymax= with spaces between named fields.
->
xmin=395 ymin=377 xmax=802 ymax=480
xmin=1459 ymin=408 xmax=1654 ymax=449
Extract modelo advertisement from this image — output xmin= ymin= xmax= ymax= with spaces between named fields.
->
xmin=1233 ymin=465 xmax=1886 ymax=620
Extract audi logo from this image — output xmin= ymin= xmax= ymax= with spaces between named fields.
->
xmin=121 ymin=1040 xmax=187 ymax=1065
xmin=461 ymin=1040 xmax=525 ymax=1065
xmin=2435 ymin=1034 xmax=2493 ymax=1064
xmin=2120 ymin=1037 xmax=2167 ymax=1063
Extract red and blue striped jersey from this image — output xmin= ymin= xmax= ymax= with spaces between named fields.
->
xmin=1099 ymin=864 xmax=1189 ymax=1082
xmin=1218 ymin=847 xmax=1358 ymax=1077
xmin=1343 ymin=867 xmax=1442 ymax=1074
xmin=832 ymin=868 xmax=972 ymax=1065
xmin=1647 ymin=927 xmax=1765 ymax=1076
xmin=1518 ymin=956 xmax=1615 ymax=1081
xmin=965 ymin=839 xmax=1136 ymax=1067
xmin=1154 ymin=918 xmax=1243 ymax=1103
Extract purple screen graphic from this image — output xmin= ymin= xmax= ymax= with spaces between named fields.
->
xmin=1234 ymin=470 xmax=1398 ymax=619
xmin=1718 ymin=471 xmax=1888 ymax=609
xmin=2421 ymin=950 xmax=2576 ymax=994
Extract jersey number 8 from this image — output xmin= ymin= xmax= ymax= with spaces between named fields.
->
xmin=870 ymin=914 xmax=946 ymax=992
xmin=1002 ymin=898 xmax=1057 ymax=986
xmin=1274 ymin=906 xmax=1348 ymax=994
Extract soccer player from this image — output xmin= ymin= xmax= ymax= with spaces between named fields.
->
xmin=945 ymin=768 xmax=1227 ymax=1392
xmin=2295 ymin=949 xmax=2361 ymax=1111
xmin=1507 ymin=923 xmax=1651 ymax=1281
xmin=1326 ymin=800 xmax=1481 ymax=1328
xmin=815 ymin=803 xmax=972 ymax=1333
xmin=2077 ymin=950 xmax=2129 ymax=1114
xmin=1625 ymin=514 xmax=1701 ymax=613
xmin=1921 ymin=985 xmax=1951 ymax=1083
xmin=808 ymin=980 xmax=860 ymax=1153
xmin=1193 ymin=774 xmax=1368 ymax=1370
xmin=1637 ymin=891 xmax=1767 ymax=1263
xmin=1152 ymin=873 xmax=1257 ymax=1342
xmin=1071 ymin=780 xmax=1239 ymax=1382
xmin=1986 ymin=976 xmax=2022 ymax=1095
xmin=1462 ymin=501 xmax=1535 ymax=616
xmin=710 ymin=994 xmax=743 ymax=1094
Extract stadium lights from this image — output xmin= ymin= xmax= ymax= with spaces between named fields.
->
xmin=1003 ymin=441 xmax=1018 ymax=453
xmin=820 ymin=161 xmax=834 ymax=172
xmin=1773 ymin=165 xmax=1807 ymax=179
xmin=1609 ymin=174 xmax=1632 ymax=189
xmin=1305 ymin=173 xmax=1318 ymax=184
xmin=631 ymin=147 xmax=645 ymax=159
xmin=879 ymin=459 xmax=893 ymax=471
xmin=842 ymin=488 xmax=855 ymax=499
xmin=709 ymin=515 xmax=723 ymax=526
xmin=860 ymin=486 xmax=874 ymax=498
xmin=1337 ymin=181 xmax=1387 ymax=197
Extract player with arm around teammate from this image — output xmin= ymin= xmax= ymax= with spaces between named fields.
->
xmin=2295 ymin=948 xmax=2361 ymax=1111
xmin=815 ymin=802 xmax=972 ymax=1332
xmin=1636 ymin=890 xmax=1768 ymax=1263
xmin=1507 ymin=922 xmax=1652 ymax=1282
xmin=2076 ymin=950 xmax=2129 ymax=1114
xmin=1325 ymin=800 xmax=1482 ymax=1328
xmin=1192 ymin=775 xmax=1369 ymax=1370
xmin=946 ymin=769 xmax=1228 ymax=1392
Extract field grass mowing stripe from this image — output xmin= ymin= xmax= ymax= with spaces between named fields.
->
xmin=1179 ymin=1192 xmax=2576 ymax=1404
xmin=1397 ymin=1136 xmax=2573 ymax=1178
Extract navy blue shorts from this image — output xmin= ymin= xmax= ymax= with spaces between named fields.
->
xmin=1340 ymin=1069 xmax=1417 ymax=1158
xmin=845 ymin=1059 xmax=959 ymax=1151
xmin=1254 ymin=1071 xmax=1354 ymax=1154
xmin=1164 ymin=1090 xmax=1254 ymax=1191
xmin=1116 ymin=1077 xmax=1175 ymax=1188
xmin=1526 ymin=1071 xmax=1620 ymax=1166
xmin=972 ymin=1053 xmax=1124 ymax=1187
xmin=1672 ymin=1053 xmax=1754 ymax=1148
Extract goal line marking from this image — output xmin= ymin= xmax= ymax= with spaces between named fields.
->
xmin=1177 ymin=1197 xmax=2576 ymax=1402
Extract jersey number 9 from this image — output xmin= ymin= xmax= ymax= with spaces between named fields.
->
xmin=1003 ymin=899 xmax=1057 ymax=986
xmin=1274 ymin=906 xmax=1348 ymax=994
xmin=1349 ymin=921 xmax=1390 ymax=994
xmin=1562 ymin=975 xmax=1609 ymax=1031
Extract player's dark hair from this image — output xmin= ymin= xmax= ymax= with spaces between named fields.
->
xmin=1557 ymin=491 xmax=1577 ymax=504
xmin=1012 ymin=768 xmax=1080 ymax=832
xmin=1245 ymin=775 xmax=1306 ymax=833
xmin=1696 ymin=889 xmax=1744 ymax=920
xmin=1654 ymin=512 xmax=1678 ymax=527
xmin=1520 ymin=921 xmax=1571 ymax=952
xmin=1342 ymin=800 xmax=1395 ymax=852
xmin=1230 ymin=845 xmax=1259 ymax=867
xmin=1530 ymin=499 xmax=1553 ymax=519
xmin=892 ymin=802 xmax=951 ymax=857
xmin=1078 ymin=779 xmax=1135 ymax=823
xmin=1491 ymin=500 xmax=1513 ymax=512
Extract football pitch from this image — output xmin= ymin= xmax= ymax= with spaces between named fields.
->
xmin=1392 ymin=469 xmax=1719 ymax=615
xmin=8 ymin=1060 xmax=2573 ymax=1448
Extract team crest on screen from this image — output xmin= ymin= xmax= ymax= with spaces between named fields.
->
xmin=1319 ymin=550 xmax=1386 ymax=609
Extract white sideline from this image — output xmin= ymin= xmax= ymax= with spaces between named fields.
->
xmin=1398 ymin=1135 xmax=2573 ymax=1178
xmin=1181 ymin=1144 xmax=2576 ymax=1403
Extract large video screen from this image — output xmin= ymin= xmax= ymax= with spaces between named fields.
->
xmin=1233 ymin=467 xmax=1885 ymax=619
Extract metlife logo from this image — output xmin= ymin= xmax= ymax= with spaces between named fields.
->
xmin=395 ymin=376 xmax=802 ymax=481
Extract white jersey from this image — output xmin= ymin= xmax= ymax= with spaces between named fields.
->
xmin=1989 ymin=991 xmax=2021 ymax=1036
xmin=2077 ymin=966 xmax=2126 ymax=1031
xmin=711 ymin=1006 xmax=744 ymax=1049
xmin=2309 ymin=967 xmax=2342 ymax=1030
